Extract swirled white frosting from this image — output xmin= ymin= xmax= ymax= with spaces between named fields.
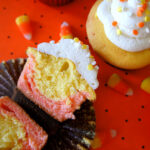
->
xmin=97 ymin=0 xmax=150 ymax=52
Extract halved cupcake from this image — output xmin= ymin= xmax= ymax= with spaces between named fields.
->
xmin=17 ymin=38 xmax=99 ymax=122
xmin=0 ymin=96 xmax=48 ymax=150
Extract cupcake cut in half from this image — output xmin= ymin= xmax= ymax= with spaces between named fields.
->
xmin=17 ymin=38 xmax=99 ymax=122
xmin=0 ymin=96 xmax=48 ymax=150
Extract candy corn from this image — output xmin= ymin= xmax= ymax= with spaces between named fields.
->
xmin=141 ymin=77 xmax=150 ymax=94
xmin=107 ymin=73 xmax=133 ymax=96
xmin=91 ymin=129 xmax=117 ymax=149
xmin=16 ymin=15 xmax=32 ymax=40
xmin=60 ymin=21 xmax=73 ymax=39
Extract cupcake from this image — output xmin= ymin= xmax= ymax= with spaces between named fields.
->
xmin=86 ymin=0 xmax=150 ymax=69
xmin=17 ymin=38 xmax=99 ymax=122
xmin=39 ymin=0 xmax=73 ymax=6
xmin=0 ymin=20 xmax=98 ymax=149
xmin=0 ymin=96 xmax=48 ymax=149
xmin=0 ymin=58 xmax=96 ymax=149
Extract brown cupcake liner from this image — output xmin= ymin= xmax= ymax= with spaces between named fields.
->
xmin=39 ymin=0 xmax=73 ymax=6
xmin=0 ymin=59 xmax=96 ymax=150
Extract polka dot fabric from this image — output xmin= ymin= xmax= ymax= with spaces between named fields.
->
xmin=0 ymin=0 xmax=150 ymax=149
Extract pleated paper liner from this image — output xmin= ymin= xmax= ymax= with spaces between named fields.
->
xmin=0 ymin=59 xmax=96 ymax=150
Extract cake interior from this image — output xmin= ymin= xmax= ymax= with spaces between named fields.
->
xmin=27 ymin=48 xmax=96 ymax=102
xmin=0 ymin=114 xmax=26 ymax=149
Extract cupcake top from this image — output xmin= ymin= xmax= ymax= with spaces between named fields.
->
xmin=97 ymin=0 xmax=150 ymax=52
xmin=37 ymin=38 xmax=99 ymax=90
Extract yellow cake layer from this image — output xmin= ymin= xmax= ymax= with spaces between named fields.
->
xmin=0 ymin=115 xmax=26 ymax=150
xmin=27 ymin=48 xmax=96 ymax=101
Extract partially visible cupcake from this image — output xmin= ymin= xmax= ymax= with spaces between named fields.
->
xmin=0 ymin=96 xmax=48 ymax=150
xmin=39 ymin=0 xmax=73 ymax=6
xmin=17 ymin=38 xmax=99 ymax=122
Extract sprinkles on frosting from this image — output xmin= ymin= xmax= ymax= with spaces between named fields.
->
xmin=112 ymin=21 xmax=118 ymax=26
xmin=138 ymin=22 xmax=145 ymax=28
xmin=96 ymin=0 xmax=150 ymax=51
xmin=82 ymin=44 xmax=88 ymax=49
xmin=117 ymin=6 xmax=123 ymax=12
xmin=117 ymin=29 xmax=122 ymax=35
xmin=88 ymin=64 xmax=94 ymax=71
xmin=74 ymin=37 xmax=80 ymax=42
xmin=133 ymin=29 xmax=138 ymax=35
xmin=109 ymin=0 xmax=150 ymax=36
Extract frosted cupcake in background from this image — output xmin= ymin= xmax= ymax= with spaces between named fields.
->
xmin=39 ymin=0 xmax=73 ymax=6
xmin=86 ymin=0 xmax=150 ymax=69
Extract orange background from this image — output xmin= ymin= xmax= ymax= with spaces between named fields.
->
xmin=0 ymin=0 xmax=150 ymax=150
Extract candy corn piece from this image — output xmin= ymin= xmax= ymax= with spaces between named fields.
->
xmin=91 ymin=129 xmax=117 ymax=149
xmin=141 ymin=77 xmax=150 ymax=94
xmin=60 ymin=21 xmax=73 ymax=39
xmin=16 ymin=15 xmax=32 ymax=40
xmin=107 ymin=73 xmax=133 ymax=96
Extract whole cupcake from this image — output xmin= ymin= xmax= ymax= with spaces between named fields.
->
xmin=39 ymin=0 xmax=73 ymax=6
xmin=86 ymin=0 xmax=150 ymax=70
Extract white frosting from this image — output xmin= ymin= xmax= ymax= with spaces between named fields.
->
xmin=37 ymin=39 xmax=99 ymax=90
xmin=97 ymin=0 xmax=150 ymax=52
